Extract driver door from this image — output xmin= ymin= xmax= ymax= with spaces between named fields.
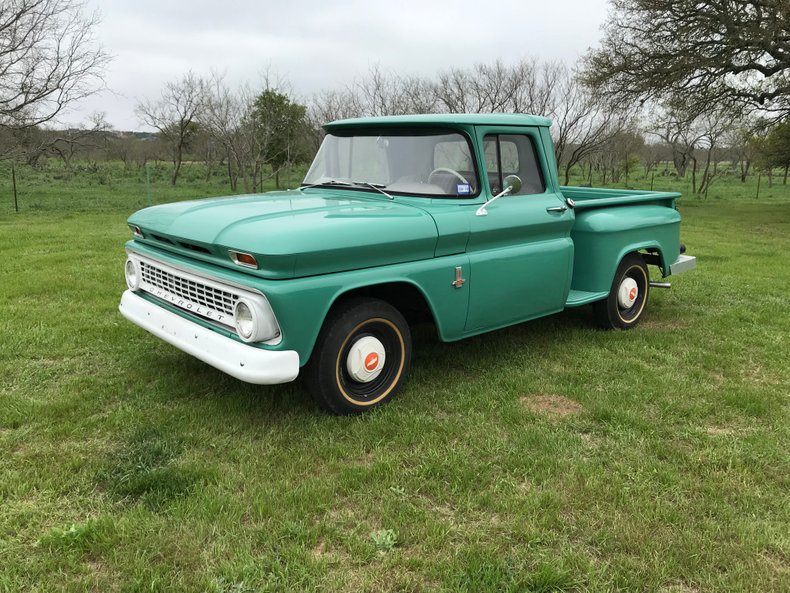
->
xmin=464 ymin=127 xmax=574 ymax=332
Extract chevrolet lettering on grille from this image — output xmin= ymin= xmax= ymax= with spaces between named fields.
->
xmin=143 ymin=284 xmax=230 ymax=324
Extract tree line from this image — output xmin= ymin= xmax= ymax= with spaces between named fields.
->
xmin=1 ymin=0 xmax=788 ymax=195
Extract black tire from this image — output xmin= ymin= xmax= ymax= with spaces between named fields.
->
xmin=304 ymin=298 xmax=411 ymax=415
xmin=593 ymin=253 xmax=650 ymax=330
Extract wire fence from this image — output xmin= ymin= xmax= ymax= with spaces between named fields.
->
xmin=0 ymin=160 xmax=309 ymax=215
xmin=1 ymin=159 xmax=787 ymax=216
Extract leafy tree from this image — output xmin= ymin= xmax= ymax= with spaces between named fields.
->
xmin=583 ymin=1 xmax=790 ymax=120
xmin=759 ymin=118 xmax=790 ymax=182
xmin=252 ymin=90 xmax=310 ymax=188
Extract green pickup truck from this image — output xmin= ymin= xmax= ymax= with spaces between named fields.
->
xmin=120 ymin=113 xmax=695 ymax=414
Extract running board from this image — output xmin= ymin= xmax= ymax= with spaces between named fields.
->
xmin=565 ymin=289 xmax=609 ymax=307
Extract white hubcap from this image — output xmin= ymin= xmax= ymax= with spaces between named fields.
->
xmin=617 ymin=277 xmax=639 ymax=309
xmin=346 ymin=336 xmax=386 ymax=383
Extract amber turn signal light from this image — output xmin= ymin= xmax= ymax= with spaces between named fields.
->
xmin=229 ymin=250 xmax=258 ymax=269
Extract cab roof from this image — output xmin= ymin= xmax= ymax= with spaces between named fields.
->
xmin=324 ymin=113 xmax=553 ymax=130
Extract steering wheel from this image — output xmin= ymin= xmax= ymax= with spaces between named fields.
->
xmin=428 ymin=167 xmax=470 ymax=187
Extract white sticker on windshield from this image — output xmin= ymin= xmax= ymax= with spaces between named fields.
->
xmin=456 ymin=184 xmax=471 ymax=194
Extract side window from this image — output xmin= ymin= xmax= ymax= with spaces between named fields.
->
xmin=482 ymin=134 xmax=545 ymax=195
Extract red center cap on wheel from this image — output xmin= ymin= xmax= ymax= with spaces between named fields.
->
xmin=364 ymin=352 xmax=379 ymax=371
xmin=629 ymin=287 xmax=637 ymax=301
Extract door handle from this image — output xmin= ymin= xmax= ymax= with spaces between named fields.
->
xmin=546 ymin=206 xmax=567 ymax=213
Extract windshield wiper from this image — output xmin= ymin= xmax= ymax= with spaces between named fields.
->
xmin=299 ymin=179 xmax=353 ymax=190
xmin=352 ymin=181 xmax=394 ymax=200
xmin=299 ymin=179 xmax=394 ymax=200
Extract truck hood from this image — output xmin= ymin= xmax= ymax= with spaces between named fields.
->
xmin=128 ymin=190 xmax=438 ymax=279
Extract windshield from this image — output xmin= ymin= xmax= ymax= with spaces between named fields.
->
xmin=303 ymin=129 xmax=479 ymax=198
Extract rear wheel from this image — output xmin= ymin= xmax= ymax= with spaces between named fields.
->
xmin=593 ymin=253 xmax=650 ymax=330
xmin=304 ymin=298 xmax=411 ymax=415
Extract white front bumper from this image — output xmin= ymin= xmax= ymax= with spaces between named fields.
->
xmin=119 ymin=290 xmax=300 ymax=385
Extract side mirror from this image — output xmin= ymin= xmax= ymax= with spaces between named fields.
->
xmin=503 ymin=174 xmax=522 ymax=195
xmin=476 ymin=174 xmax=522 ymax=216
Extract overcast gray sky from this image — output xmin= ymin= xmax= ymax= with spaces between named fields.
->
xmin=73 ymin=0 xmax=612 ymax=131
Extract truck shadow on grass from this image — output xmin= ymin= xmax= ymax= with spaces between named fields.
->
xmin=95 ymin=425 xmax=212 ymax=510
xmin=130 ymin=304 xmax=597 ymax=424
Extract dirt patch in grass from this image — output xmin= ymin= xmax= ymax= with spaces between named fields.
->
xmin=312 ymin=539 xmax=330 ymax=560
xmin=758 ymin=551 xmax=790 ymax=576
xmin=310 ymin=538 xmax=353 ymax=564
xmin=660 ymin=583 xmax=700 ymax=593
xmin=86 ymin=557 xmax=120 ymax=593
xmin=519 ymin=394 xmax=582 ymax=418
xmin=579 ymin=432 xmax=602 ymax=449
xmin=703 ymin=425 xmax=753 ymax=437
xmin=741 ymin=362 xmax=779 ymax=385
xmin=351 ymin=451 xmax=377 ymax=467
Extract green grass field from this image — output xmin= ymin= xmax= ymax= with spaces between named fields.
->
xmin=0 ymin=163 xmax=788 ymax=592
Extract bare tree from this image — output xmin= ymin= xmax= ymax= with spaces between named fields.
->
xmin=694 ymin=110 xmax=733 ymax=196
xmin=651 ymin=107 xmax=707 ymax=179
xmin=47 ymin=111 xmax=109 ymax=169
xmin=106 ymin=133 xmax=138 ymax=169
xmin=309 ymin=89 xmax=364 ymax=124
xmin=307 ymin=66 xmax=437 ymax=152
xmin=349 ymin=65 xmax=437 ymax=116
xmin=396 ymin=74 xmax=438 ymax=114
xmin=434 ymin=59 xmax=558 ymax=115
xmin=649 ymin=106 xmax=734 ymax=194
xmin=306 ymin=89 xmax=359 ymax=153
xmin=434 ymin=67 xmax=476 ymax=113
xmin=200 ymin=73 xmax=262 ymax=192
xmin=728 ymin=128 xmax=753 ymax=183
xmin=436 ymin=60 xmax=531 ymax=113
xmin=0 ymin=0 xmax=109 ymax=157
xmin=550 ymin=66 xmax=632 ymax=185
xmin=136 ymin=71 xmax=203 ymax=185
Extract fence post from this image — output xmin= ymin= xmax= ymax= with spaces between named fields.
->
xmin=756 ymin=172 xmax=761 ymax=200
xmin=12 ymin=162 xmax=18 ymax=213
xmin=145 ymin=163 xmax=153 ymax=206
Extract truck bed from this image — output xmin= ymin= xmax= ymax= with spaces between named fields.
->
xmin=560 ymin=186 xmax=680 ymax=210
xmin=560 ymin=185 xmax=685 ymax=308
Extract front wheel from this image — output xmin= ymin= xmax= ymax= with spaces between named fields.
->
xmin=593 ymin=253 xmax=650 ymax=330
xmin=304 ymin=298 xmax=412 ymax=415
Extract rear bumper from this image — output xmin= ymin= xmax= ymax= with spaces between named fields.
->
xmin=119 ymin=290 xmax=300 ymax=384
xmin=670 ymin=254 xmax=696 ymax=275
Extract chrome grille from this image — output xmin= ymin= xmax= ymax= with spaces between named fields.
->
xmin=139 ymin=260 xmax=239 ymax=319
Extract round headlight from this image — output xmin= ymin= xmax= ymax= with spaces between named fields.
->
xmin=234 ymin=300 xmax=255 ymax=341
xmin=125 ymin=258 xmax=140 ymax=291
